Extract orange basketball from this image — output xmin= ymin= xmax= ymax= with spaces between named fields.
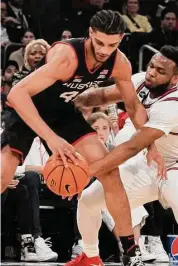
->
xmin=43 ymin=153 xmax=90 ymax=197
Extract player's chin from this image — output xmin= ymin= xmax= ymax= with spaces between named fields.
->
xmin=96 ymin=55 xmax=108 ymax=63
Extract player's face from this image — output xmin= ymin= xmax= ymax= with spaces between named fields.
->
xmin=27 ymin=44 xmax=47 ymax=69
xmin=145 ymin=53 xmax=177 ymax=89
xmin=89 ymin=28 xmax=123 ymax=63
xmin=92 ymin=118 xmax=110 ymax=143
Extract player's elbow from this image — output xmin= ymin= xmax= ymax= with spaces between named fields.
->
xmin=125 ymin=140 xmax=143 ymax=157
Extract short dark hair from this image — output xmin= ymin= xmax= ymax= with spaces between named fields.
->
xmin=90 ymin=10 xmax=127 ymax=35
xmin=3 ymin=60 xmax=19 ymax=74
xmin=161 ymin=7 xmax=177 ymax=20
xmin=160 ymin=45 xmax=178 ymax=70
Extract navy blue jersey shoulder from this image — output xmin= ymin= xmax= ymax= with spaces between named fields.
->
xmin=31 ymin=38 xmax=117 ymax=122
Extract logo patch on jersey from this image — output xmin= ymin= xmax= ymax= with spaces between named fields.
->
xmin=139 ymin=91 xmax=146 ymax=98
xmin=73 ymin=78 xmax=82 ymax=83
xmin=100 ymin=69 xmax=108 ymax=75
xmin=97 ymin=74 xmax=106 ymax=79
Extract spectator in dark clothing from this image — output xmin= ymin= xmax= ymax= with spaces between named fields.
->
xmin=147 ymin=7 xmax=178 ymax=49
xmin=6 ymin=0 xmax=29 ymax=42
xmin=1 ymin=179 xmax=39 ymax=262
xmin=1 ymin=60 xmax=19 ymax=95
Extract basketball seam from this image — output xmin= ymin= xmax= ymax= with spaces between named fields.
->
xmin=59 ymin=166 xmax=65 ymax=195
xmin=68 ymin=167 xmax=78 ymax=193
xmin=76 ymin=164 xmax=88 ymax=177
xmin=45 ymin=165 xmax=62 ymax=183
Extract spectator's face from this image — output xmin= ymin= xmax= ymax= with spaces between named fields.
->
xmin=92 ymin=118 xmax=110 ymax=143
xmin=127 ymin=0 xmax=139 ymax=14
xmin=1 ymin=2 xmax=7 ymax=22
xmin=89 ymin=28 xmax=123 ymax=63
xmin=145 ymin=53 xmax=177 ymax=89
xmin=22 ymin=31 xmax=35 ymax=46
xmin=10 ymin=0 xmax=23 ymax=8
xmin=61 ymin=30 xmax=72 ymax=40
xmin=89 ymin=0 xmax=104 ymax=9
xmin=3 ymin=65 xmax=18 ymax=82
xmin=161 ymin=12 xmax=177 ymax=31
xmin=27 ymin=44 xmax=47 ymax=69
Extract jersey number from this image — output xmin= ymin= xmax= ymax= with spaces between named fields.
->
xmin=60 ymin=91 xmax=79 ymax=103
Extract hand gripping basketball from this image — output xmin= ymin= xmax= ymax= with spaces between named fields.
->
xmin=46 ymin=135 xmax=79 ymax=167
xmin=43 ymin=153 xmax=90 ymax=197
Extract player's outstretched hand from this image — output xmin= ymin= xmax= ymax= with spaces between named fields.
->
xmin=46 ymin=135 xmax=79 ymax=168
xmin=147 ymin=143 xmax=167 ymax=180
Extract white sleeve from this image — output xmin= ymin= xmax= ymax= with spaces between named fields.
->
xmin=144 ymin=101 xmax=178 ymax=135
xmin=131 ymin=72 xmax=146 ymax=89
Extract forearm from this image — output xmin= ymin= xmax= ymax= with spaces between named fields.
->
xmin=126 ymin=101 xmax=148 ymax=130
xmin=90 ymin=140 xmax=140 ymax=177
xmin=7 ymin=90 xmax=56 ymax=142
xmin=25 ymin=165 xmax=43 ymax=174
xmin=75 ymin=86 xmax=121 ymax=108
xmin=16 ymin=165 xmax=43 ymax=175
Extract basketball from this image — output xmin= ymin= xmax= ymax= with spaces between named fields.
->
xmin=43 ymin=153 xmax=90 ymax=197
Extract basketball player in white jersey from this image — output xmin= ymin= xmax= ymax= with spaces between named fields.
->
xmin=67 ymin=45 xmax=178 ymax=266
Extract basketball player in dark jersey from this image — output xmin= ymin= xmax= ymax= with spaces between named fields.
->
xmin=1 ymin=10 xmax=163 ymax=265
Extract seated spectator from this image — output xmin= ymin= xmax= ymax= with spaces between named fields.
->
xmin=1 ymin=1 xmax=10 ymax=47
xmin=122 ymin=0 xmax=152 ymax=32
xmin=1 ymin=60 xmax=19 ymax=95
xmin=9 ymin=29 xmax=35 ymax=70
xmin=14 ymin=137 xmax=58 ymax=262
xmin=6 ymin=0 xmax=29 ymax=42
xmin=23 ymin=39 xmax=50 ymax=71
xmin=147 ymin=7 xmax=178 ymax=49
xmin=1 ymin=179 xmax=39 ymax=261
xmin=61 ymin=29 xmax=72 ymax=40
xmin=12 ymin=39 xmax=50 ymax=86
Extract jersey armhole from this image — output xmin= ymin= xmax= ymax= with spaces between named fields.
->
xmin=45 ymin=41 xmax=79 ymax=82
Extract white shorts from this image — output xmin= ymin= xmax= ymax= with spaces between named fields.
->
xmin=84 ymin=158 xmax=178 ymax=224
xmin=119 ymin=157 xmax=178 ymax=222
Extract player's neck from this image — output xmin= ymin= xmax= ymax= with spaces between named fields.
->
xmin=85 ymin=39 xmax=102 ymax=71
xmin=149 ymin=84 xmax=173 ymax=99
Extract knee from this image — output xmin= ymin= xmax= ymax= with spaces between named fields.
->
xmin=23 ymin=171 xmax=40 ymax=188
xmin=99 ymin=168 xmax=123 ymax=191
xmin=79 ymin=182 xmax=104 ymax=211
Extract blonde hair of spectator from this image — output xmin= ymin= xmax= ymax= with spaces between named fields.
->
xmin=87 ymin=112 xmax=111 ymax=128
xmin=24 ymin=39 xmax=51 ymax=70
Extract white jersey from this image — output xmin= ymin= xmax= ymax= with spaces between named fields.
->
xmin=119 ymin=72 xmax=178 ymax=167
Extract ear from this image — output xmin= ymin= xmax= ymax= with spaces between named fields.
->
xmin=119 ymin=33 xmax=125 ymax=42
xmin=171 ymin=74 xmax=178 ymax=86
xmin=89 ymin=27 xmax=94 ymax=38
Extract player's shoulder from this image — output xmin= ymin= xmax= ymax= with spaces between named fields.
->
xmin=46 ymin=41 xmax=78 ymax=66
xmin=112 ymin=49 xmax=131 ymax=76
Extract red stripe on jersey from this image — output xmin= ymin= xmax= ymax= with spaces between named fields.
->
xmin=167 ymin=167 xmax=178 ymax=172
xmin=162 ymin=97 xmax=178 ymax=102
xmin=136 ymin=81 xmax=145 ymax=94
xmin=170 ymin=132 xmax=178 ymax=136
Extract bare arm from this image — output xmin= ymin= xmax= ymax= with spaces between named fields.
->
xmin=25 ymin=165 xmax=43 ymax=174
xmin=112 ymin=52 xmax=147 ymax=129
xmin=74 ymin=84 xmax=122 ymax=108
xmin=90 ymin=127 xmax=164 ymax=177
xmin=7 ymin=44 xmax=77 ymax=142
